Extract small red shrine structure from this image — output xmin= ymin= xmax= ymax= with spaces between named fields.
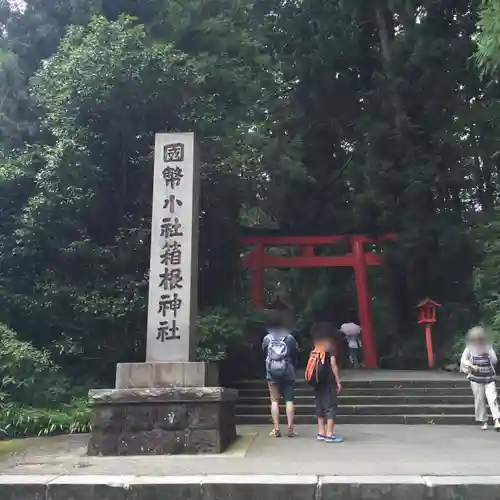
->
xmin=417 ymin=298 xmax=441 ymax=369
xmin=240 ymin=233 xmax=395 ymax=368
xmin=267 ymin=294 xmax=291 ymax=311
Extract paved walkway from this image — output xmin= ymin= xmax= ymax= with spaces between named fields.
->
xmin=1 ymin=424 xmax=499 ymax=477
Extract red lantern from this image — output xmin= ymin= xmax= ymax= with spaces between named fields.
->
xmin=417 ymin=298 xmax=441 ymax=369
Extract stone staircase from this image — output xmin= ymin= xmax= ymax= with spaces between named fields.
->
xmin=235 ymin=377 xmax=479 ymax=425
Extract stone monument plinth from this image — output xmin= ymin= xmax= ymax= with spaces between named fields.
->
xmin=87 ymin=133 xmax=238 ymax=455
xmin=87 ymin=385 xmax=237 ymax=455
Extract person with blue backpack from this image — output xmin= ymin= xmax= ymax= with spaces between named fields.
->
xmin=262 ymin=311 xmax=298 ymax=438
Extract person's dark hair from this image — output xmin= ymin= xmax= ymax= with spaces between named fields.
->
xmin=310 ymin=322 xmax=337 ymax=341
xmin=267 ymin=310 xmax=286 ymax=328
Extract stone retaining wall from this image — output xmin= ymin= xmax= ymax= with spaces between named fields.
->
xmin=1 ymin=475 xmax=499 ymax=500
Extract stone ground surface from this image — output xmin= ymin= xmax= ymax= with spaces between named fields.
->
xmin=1 ymin=424 xmax=499 ymax=477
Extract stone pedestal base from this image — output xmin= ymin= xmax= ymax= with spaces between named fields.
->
xmin=116 ymin=362 xmax=219 ymax=389
xmin=87 ymin=387 xmax=238 ymax=455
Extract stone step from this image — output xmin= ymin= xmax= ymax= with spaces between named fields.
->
xmin=237 ymin=387 xmax=472 ymax=398
xmin=2 ymin=473 xmax=500 ymax=499
xmin=234 ymin=379 xmax=469 ymax=390
xmin=236 ymin=404 xmax=475 ymax=416
xmin=235 ymin=414 xmax=477 ymax=425
xmin=239 ymin=395 xmax=474 ymax=405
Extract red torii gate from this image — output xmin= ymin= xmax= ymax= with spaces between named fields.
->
xmin=240 ymin=233 xmax=395 ymax=368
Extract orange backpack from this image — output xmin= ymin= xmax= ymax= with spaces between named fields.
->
xmin=305 ymin=347 xmax=330 ymax=386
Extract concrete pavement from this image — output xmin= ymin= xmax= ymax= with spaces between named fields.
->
xmin=1 ymin=424 xmax=500 ymax=476
xmin=2 ymin=425 xmax=500 ymax=499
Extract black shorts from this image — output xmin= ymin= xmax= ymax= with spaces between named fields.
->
xmin=314 ymin=383 xmax=338 ymax=419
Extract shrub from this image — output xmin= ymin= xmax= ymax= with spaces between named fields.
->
xmin=0 ymin=322 xmax=91 ymax=438
xmin=196 ymin=307 xmax=271 ymax=384
xmin=196 ymin=308 xmax=244 ymax=362
xmin=0 ymin=398 xmax=91 ymax=437
xmin=0 ymin=323 xmax=70 ymax=406
xmin=444 ymin=325 xmax=500 ymax=368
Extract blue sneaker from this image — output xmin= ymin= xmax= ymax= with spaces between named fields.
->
xmin=316 ymin=434 xmax=326 ymax=441
xmin=325 ymin=435 xmax=343 ymax=443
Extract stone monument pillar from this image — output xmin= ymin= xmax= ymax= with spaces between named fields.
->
xmin=87 ymin=133 xmax=238 ymax=455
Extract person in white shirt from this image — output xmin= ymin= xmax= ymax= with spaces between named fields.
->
xmin=460 ymin=326 xmax=500 ymax=431
xmin=340 ymin=322 xmax=362 ymax=368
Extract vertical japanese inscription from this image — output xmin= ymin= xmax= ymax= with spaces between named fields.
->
xmin=147 ymin=133 xmax=199 ymax=362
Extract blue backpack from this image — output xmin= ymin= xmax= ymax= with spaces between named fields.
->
xmin=266 ymin=334 xmax=289 ymax=378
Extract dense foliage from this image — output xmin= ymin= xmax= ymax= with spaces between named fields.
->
xmin=0 ymin=322 xmax=91 ymax=436
xmin=1 ymin=399 xmax=91 ymax=437
xmin=1 ymin=0 xmax=500 ymax=386
xmin=476 ymin=0 xmax=500 ymax=73
xmin=0 ymin=322 xmax=68 ymax=405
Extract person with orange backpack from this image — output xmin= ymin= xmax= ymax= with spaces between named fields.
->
xmin=305 ymin=322 xmax=343 ymax=443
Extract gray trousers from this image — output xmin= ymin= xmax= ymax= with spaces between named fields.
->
xmin=349 ymin=347 xmax=361 ymax=368
xmin=470 ymin=381 xmax=500 ymax=422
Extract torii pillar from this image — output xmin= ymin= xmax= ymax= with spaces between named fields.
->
xmin=352 ymin=238 xmax=377 ymax=369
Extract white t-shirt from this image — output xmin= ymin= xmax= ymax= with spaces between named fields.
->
xmin=340 ymin=322 xmax=362 ymax=349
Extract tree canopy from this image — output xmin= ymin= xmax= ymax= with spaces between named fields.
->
xmin=1 ymin=0 xmax=500 ymax=375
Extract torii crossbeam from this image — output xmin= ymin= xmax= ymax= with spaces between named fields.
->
xmin=240 ymin=233 xmax=395 ymax=368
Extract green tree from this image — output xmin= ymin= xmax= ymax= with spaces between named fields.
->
xmin=2 ymin=0 xmax=500 ymax=376
xmin=0 ymin=10 xmax=277 ymax=379
xmin=257 ymin=0 xmax=492 ymax=364
xmin=472 ymin=212 xmax=500 ymax=353
xmin=476 ymin=0 xmax=500 ymax=74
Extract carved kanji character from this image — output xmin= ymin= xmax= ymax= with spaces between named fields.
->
xmin=160 ymin=217 xmax=183 ymax=238
xmin=156 ymin=320 xmax=180 ymax=342
xmin=162 ymin=165 xmax=183 ymax=189
xmin=164 ymin=194 xmax=184 ymax=214
xmin=164 ymin=143 xmax=184 ymax=162
xmin=158 ymin=293 xmax=182 ymax=318
xmin=159 ymin=268 xmax=184 ymax=290
xmin=160 ymin=241 xmax=182 ymax=266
